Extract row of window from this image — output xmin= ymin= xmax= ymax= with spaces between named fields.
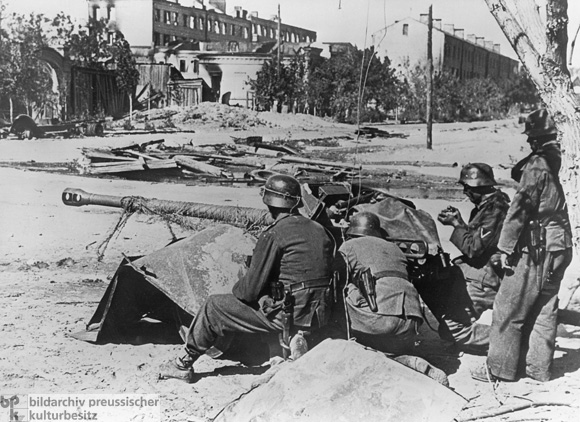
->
xmin=152 ymin=32 xmax=241 ymax=52
xmin=153 ymin=8 xmax=312 ymax=43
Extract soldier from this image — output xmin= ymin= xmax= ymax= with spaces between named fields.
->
xmin=336 ymin=211 xmax=424 ymax=355
xmin=472 ymin=109 xmax=573 ymax=383
xmin=160 ymin=174 xmax=335 ymax=383
xmin=430 ymin=163 xmax=510 ymax=353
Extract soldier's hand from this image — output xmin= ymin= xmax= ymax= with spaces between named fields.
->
xmin=490 ymin=252 xmax=502 ymax=268
xmin=490 ymin=252 xmax=514 ymax=276
xmin=437 ymin=207 xmax=463 ymax=227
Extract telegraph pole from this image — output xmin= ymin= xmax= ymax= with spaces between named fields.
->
xmin=426 ymin=5 xmax=433 ymax=150
xmin=277 ymin=4 xmax=281 ymax=75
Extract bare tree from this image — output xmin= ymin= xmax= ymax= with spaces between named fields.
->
xmin=484 ymin=0 xmax=580 ymax=256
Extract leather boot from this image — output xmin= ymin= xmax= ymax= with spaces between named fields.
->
xmin=159 ymin=351 xmax=199 ymax=383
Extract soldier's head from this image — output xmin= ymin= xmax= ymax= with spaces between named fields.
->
xmin=523 ymin=109 xmax=557 ymax=152
xmin=458 ymin=163 xmax=497 ymax=205
xmin=261 ymin=174 xmax=302 ymax=216
xmin=346 ymin=211 xmax=384 ymax=239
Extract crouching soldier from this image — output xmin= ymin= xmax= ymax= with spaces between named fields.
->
xmin=160 ymin=174 xmax=335 ymax=383
xmin=426 ymin=163 xmax=510 ymax=353
xmin=336 ymin=211 xmax=424 ymax=355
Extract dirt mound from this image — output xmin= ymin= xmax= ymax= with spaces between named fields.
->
xmin=110 ymin=103 xmax=349 ymax=132
xmin=215 ymin=339 xmax=466 ymax=422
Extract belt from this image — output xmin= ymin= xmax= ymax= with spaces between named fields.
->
xmin=289 ymin=278 xmax=331 ymax=293
xmin=373 ymin=270 xmax=408 ymax=280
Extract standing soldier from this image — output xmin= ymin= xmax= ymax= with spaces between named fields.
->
xmin=430 ymin=163 xmax=510 ymax=353
xmin=160 ymin=174 xmax=335 ymax=383
xmin=472 ymin=109 xmax=573 ymax=383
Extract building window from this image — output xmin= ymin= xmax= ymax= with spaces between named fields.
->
xmin=192 ymin=60 xmax=199 ymax=73
xmin=243 ymin=27 xmax=248 ymax=38
xmin=402 ymin=24 xmax=408 ymax=36
xmin=173 ymin=12 xmax=178 ymax=25
xmin=164 ymin=11 xmax=171 ymax=24
xmin=92 ymin=6 xmax=99 ymax=20
xmin=153 ymin=32 xmax=160 ymax=45
xmin=179 ymin=59 xmax=187 ymax=72
xmin=231 ymin=24 xmax=236 ymax=36
xmin=228 ymin=41 xmax=239 ymax=52
xmin=154 ymin=9 xmax=160 ymax=22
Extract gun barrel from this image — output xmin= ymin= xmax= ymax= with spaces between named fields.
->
xmin=62 ymin=188 xmax=123 ymax=208
xmin=61 ymin=187 xmax=273 ymax=228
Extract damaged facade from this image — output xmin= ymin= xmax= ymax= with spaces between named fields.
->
xmin=374 ymin=14 xmax=519 ymax=82
xmin=86 ymin=0 xmax=318 ymax=108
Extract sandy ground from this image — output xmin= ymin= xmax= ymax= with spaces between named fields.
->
xmin=1 ymin=107 xmax=580 ymax=422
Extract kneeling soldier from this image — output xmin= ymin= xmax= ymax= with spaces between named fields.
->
xmin=160 ymin=174 xmax=334 ymax=382
xmin=336 ymin=211 xmax=424 ymax=355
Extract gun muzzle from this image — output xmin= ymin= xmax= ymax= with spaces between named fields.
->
xmin=62 ymin=188 xmax=123 ymax=208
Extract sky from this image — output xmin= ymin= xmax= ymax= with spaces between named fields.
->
xmin=4 ymin=0 xmax=580 ymax=66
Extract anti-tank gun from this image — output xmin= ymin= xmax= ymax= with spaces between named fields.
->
xmin=62 ymin=183 xmax=450 ymax=284
xmin=62 ymin=182 xmax=453 ymax=346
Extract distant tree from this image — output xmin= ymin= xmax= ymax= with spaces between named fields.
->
xmin=307 ymin=46 xmax=400 ymax=123
xmin=502 ymin=67 xmax=540 ymax=108
xmin=64 ymin=17 xmax=138 ymax=91
xmin=399 ymin=65 xmax=520 ymax=122
xmin=0 ymin=12 xmax=54 ymax=118
xmin=248 ymin=53 xmax=307 ymax=112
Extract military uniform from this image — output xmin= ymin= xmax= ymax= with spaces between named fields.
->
xmin=337 ymin=236 xmax=423 ymax=355
xmin=488 ymin=141 xmax=573 ymax=381
xmin=419 ymin=190 xmax=509 ymax=351
xmin=185 ymin=213 xmax=334 ymax=356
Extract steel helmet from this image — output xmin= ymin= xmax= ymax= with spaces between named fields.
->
xmin=458 ymin=163 xmax=497 ymax=187
xmin=261 ymin=174 xmax=302 ymax=209
xmin=346 ymin=212 xmax=383 ymax=238
xmin=523 ymin=109 xmax=557 ymax=138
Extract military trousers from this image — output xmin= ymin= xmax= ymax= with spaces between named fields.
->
xmin=185 ymin=293 xmax=283 ymax=356
xmin=487 ymin=249 xmax=572 ymax=381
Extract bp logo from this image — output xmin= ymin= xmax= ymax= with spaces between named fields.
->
xmin=0 ymin=395 xmax=27 ymax=422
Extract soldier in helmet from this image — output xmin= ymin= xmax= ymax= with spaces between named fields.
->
xmin=336 ymin=211 xmax=424 ymax=355
xmin=160 ymin=174 xmax=334 ymax=382
xmin=427 ymin=163 xmax=510 ymax=353
xmin=472 ymin=109 xmax=573 ymax=383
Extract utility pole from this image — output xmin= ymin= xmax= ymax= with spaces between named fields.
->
xmin=426 ymin=5 xmax=433 ymax=150
xmin=277 ymin=4 xmax=281 ymax=75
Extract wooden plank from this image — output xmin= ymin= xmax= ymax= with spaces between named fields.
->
xmin=111 ymin=139 xmax=165 ymax=152
xmin=83 ymin=149 xmax=138 ymax=162
xmin=144 ymin=159 xmax=178 ymax=170
xmin=280 ymin=155 xmax=355 ymax=170
xmin=174 ymin=155 xmax=223 ymax=177
xmin=87 ymin=159 xmax=176 ymax=174
xmin=122 ymin=150 xmax=162 ymax=161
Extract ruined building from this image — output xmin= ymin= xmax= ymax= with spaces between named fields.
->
xmin=85 ymin=0 xmax=318 ymax=109
xmin=373 ymin=14 xmax=519 ymax=82
xmin=86 ymin=0 xmax=316 ymax=58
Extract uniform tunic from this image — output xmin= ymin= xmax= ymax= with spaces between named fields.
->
xmin=186 ymin=213 xmax=334 ymax=355
xmin=488 ymin=142 xmax=573 ymax=381
xmin=337 ymin=236 xmax=423 ymax=355
xmin=417 ymin=190 xmax=509 ymax=351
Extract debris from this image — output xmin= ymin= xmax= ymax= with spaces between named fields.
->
xmin=56 ymin=257 xmax=76 ymax=267
xmin=111 ymin=139 xmax=165 ymax=152
xmin=174 ymin=155 xmax=228 ymax=177
xmin=456 ymin=401 xmax=577 ymax=422
xmin=85 ymin=159 xmax=177 ymax=175
xmin=81 ymin=278 xmax=104 ymax=284
xmin=280 ymin=155 xmax=356 ymax=170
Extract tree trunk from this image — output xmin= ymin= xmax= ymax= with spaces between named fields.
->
xmin=484 ymin=0 xmax=580 ymax=255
